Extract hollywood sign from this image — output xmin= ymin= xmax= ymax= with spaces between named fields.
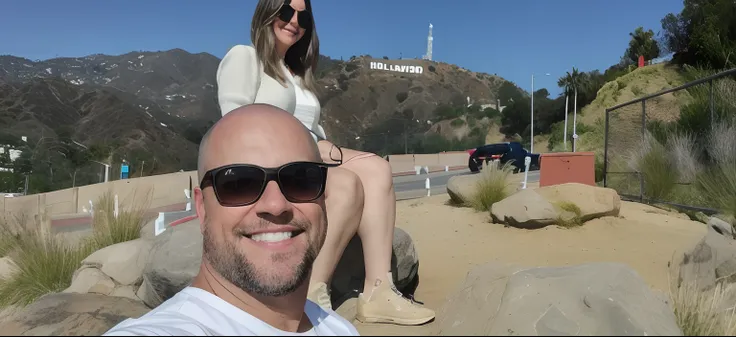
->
xmin=369 ymin=61 xmax=424 ymax=74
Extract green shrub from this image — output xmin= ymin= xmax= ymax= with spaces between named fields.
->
xmin=90 ymin=189 xmax=151 ymax=249
xmin=0 ymin=227 xmax=96 ymax=307
xmin=629 ymin=133 xmax=679 ymax=201
xmin=695 ymin=121 xmax=736 ymax=217
xmin=0 ymin=188 xmax=153 ymax=308
xmin=467 ymin=161 xmax=515 ymax=212
xmin=450 ymin=118 xmax=465 ymax=128
xmin=428 ymin=65 xmax=436 ymax=72
xmin=670 ymin=279 xmax=736 ymax=336
xmin=554 ymin=201 xmax=583 ymax=228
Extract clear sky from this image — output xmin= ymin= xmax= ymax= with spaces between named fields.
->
xmin=1 ymin=0 xmax=683 ymax=97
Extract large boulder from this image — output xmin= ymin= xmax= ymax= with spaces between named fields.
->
xmin=446 ymin=174 xmax=481 ymax=205
xmin=0 ymin=293 xmax=149 ymax=336
xmin=141 ymin=218 xmax=203 ymax=308
xmin=437 ymin=262 xmax=683 ymax=336
xmin=142 ymin=219 xmax=420 ymax=308
xmin=331 ymin=227 xmax=419 ymax=307
xmin=491 ymin=183 xmax=621 ymax=229
xmin=677 ymin=217 xmax=736 ymax=290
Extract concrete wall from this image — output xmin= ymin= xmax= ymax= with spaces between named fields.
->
xmin=2 ymin=152 xmax=471 ymax=225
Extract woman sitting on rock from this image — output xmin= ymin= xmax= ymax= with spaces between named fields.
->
xmin=214 ymin=0 xmax=434 ymax=326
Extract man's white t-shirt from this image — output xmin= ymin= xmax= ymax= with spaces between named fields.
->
xmin=104 ymin=287 xmax=359 ymax=336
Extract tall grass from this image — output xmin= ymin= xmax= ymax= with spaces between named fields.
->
xmin=89 ymin=188 xmax=152 ymax=248
xmin=627 ymin=132 xmax=680 ymax=201
xmin=670 ymin=277 xmax=736 ymax=336
xmin=0 ymin=187 xmax=153 ymax=308
xmin=0 ymin=226 xmax=96 ymax=307
xmin=467 ymin=161 xmax=515 ymax=212
xmin=695 ymin=119 xmax=736 ymax=218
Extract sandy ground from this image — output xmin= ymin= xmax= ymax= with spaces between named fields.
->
xmin=348 ymin=194 xmax=707 ymax=336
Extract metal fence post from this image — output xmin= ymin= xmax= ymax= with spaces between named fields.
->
xmin=603 ymin=108 xmax=610 ymax=187
xmin=709 ymin=79 xmax=715 ymax=125
xmin=640 ymin=99 xmax=646 ymax=203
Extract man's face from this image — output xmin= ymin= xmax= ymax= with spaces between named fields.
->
xmin=194 ymin=123 xmax=327 ymax=297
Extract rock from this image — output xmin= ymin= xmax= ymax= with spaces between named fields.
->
xmin=64 ymin=268 xmax=116 ymax=296
xmin=0 ymin=257 xmax=17 ymax=280
xmin=141 ymin=218 xmax=203 ymax=308
xmin=437 ymin=262 xmax=683 ymax=336
xmin=331 ymin=227 xmax=419 ymax=306
xmin=142 ymin=219 xmax=420 ymax=309
xmin=710 ymin=217 xmax=734 ymax=239
xmin=534 ymin=183 xmax=621 ymax=221
xmin=491 ymin=183 xmax=620 ymax=229
xmin=136 ymin=280 xmax=153 ymax=308
xmin=446 ymin=174 xmax=481 ymax=205
xmin=81 ymin=239 xmax=152 ymax=286
xmin=678 ymin=222 xmax=736 ymax=290
xmin=490 ymin=189 xmax=558 ymax=229
xmin=0 ymin=292 xmax=149 ymax=336
xmin=110 ymin=286 xmax=140 ymax=302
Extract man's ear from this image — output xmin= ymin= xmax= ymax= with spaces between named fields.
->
xmin=194 ymin=187 xmax=207 ymax=234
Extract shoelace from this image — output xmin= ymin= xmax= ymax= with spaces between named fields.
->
xmin=389 ymin=283 xmax=426 ymax=306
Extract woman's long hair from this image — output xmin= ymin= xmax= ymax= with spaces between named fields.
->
xmin=251 ymin=0 xmax=320 ymax=94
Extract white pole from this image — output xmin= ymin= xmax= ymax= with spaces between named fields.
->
xmin=425 ymin=178 xmax=431 ymax=196
xmin=444 ymin=165 xmax=449 ymax=172
xmin=114 ymin=194 xmax=119 ymax=219
xmin=562 ymin=95 xmax=570 ymax=151
xmin=522 ymin=156 xmax=531 ymax=189
xmin=530 ymin=74 xmax=534 ymax=154
xmin=573 ymin=87 xmax=578 ymax=152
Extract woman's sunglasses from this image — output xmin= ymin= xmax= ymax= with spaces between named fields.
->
xmin=200 ymin=160 xmax=340 ymax=207
xmin=277 ymin=1 xmax=312 ymax=29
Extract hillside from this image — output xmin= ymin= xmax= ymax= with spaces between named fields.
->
xmin=315 ymin=56 xmax=507 ymax=151
xmin=0 ymin=78 xmax=199 ymax=171
xmin=547 ymin=62 xmax=690 ymax=156
xmin=0 ymin=49 xmax=521 ymax=193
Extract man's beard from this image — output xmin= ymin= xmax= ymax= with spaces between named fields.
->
xmin=202 ymin=220 xmax=323 ymax=297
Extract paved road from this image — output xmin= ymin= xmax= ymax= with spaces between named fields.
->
xmin=394 ymin=169 xmax=541 ymax=200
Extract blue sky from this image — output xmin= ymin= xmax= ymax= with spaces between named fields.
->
xmin=1 ymin=0 xmax=683 ymax=97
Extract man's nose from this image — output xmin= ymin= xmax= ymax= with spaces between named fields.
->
xmin=254 ymin=181 xmax=291 ymax=217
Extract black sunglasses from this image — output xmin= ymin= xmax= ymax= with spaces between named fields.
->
xmin=277 ymin=0 xmax=312 ymax=29
xmin=200 ymin=161 xmax=340 ymax=207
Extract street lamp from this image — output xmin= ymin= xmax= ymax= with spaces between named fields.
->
xmin=530 ymin=73 xmax=550 ymax=154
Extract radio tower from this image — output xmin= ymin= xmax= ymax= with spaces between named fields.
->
xmin=423 ymin=23 xmax=433 ymax=61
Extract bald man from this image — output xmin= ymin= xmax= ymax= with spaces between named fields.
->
xmin=105 ymin=104 xmax=359 ymax=336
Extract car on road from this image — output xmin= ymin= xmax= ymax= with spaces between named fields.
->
xmin=467 ymin=142 xmax=540 ymax=173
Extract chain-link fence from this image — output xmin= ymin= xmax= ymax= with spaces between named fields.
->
xmin=603 ymin=67 xmax=736 ymax=213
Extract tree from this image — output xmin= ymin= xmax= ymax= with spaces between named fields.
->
xmin=62 ymin=145 xmax=90 ymax=187
xmin=625 ymin=27 xmax=661 ymax=64
xmin=498 ymin=81 xmax=525 ymax=106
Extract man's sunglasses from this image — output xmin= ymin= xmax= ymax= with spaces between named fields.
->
xmin=200 ymin=161 xmax=340 ymax=207
xmin=277 ymin=0 xmax=312 ymax=29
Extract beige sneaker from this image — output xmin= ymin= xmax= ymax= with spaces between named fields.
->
xmin=356 ymin=279 xmax=435 ymax=326
xmin=307 ymin=282 xmax=332 ymax=310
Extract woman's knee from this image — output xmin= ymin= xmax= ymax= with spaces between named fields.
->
xmin=350 ymin=155 xmax=394 ymax=189
xmin=326 ymin=167 xmax=365 ymax=209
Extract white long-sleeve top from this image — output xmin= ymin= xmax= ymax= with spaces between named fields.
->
xmin=215 ymin=44 xmax=327 ymax=141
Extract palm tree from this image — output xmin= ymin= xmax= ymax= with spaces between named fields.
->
xmin=557 ymin=67 xmax=583 ymax=151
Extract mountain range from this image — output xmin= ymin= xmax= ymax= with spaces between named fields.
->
xmin=0 ymin=47 xmax=517 ymax=178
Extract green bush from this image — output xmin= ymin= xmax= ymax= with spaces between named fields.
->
xmin=90 ymin=189 xmax=151 ymax=249
xmin=0 ymin=227 xmax=96 ymax=307
xmin=0 ymin=188 xmax=153 ymax=308
xmin=467 ymin=161 xmax=515 ymax=212
xmin=450 ymin=118 xmax=465 ymax=128
xmin=428 ymin=65 xmax=436 ymax=72
xmin=554 ymin=201 xmax=584 ymax=228
xmin=629 ymin=133 xmax=680 ymax=201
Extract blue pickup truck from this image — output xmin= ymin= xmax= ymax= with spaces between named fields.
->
xmin=467 ymin=142 xmax=540 ymax=173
